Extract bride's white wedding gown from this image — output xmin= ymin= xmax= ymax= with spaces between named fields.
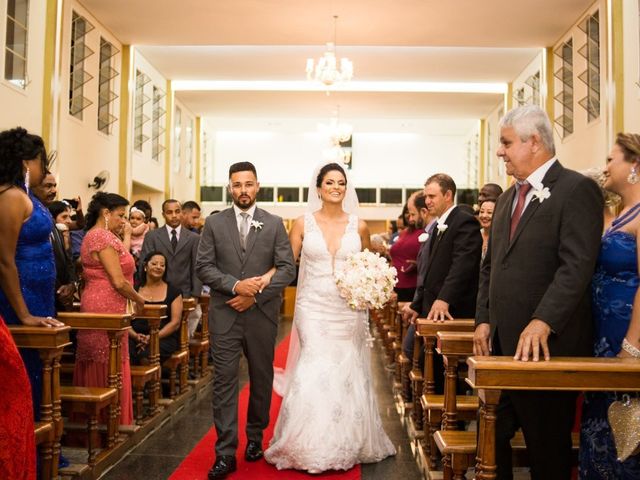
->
xmin=264 ymin=213 xmax=396 ymax=473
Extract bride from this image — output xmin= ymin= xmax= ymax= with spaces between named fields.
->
xmin=264 ymin=162 xmax=396 ymax=473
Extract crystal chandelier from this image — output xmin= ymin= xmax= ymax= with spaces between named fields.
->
xmin=320 ymin=106 xmax=353 ymax=166
xmin=306 ymin=16 xmax=353 ymax=86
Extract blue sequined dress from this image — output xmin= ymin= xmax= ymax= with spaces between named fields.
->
xmin=579 ymin=205 xmax=640 ymax=479
xmin=0 ymin=191 xmax=55 ymax=420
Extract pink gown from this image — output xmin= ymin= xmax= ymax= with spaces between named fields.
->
xmin=73 ymin=228 xmax=134 ymax=425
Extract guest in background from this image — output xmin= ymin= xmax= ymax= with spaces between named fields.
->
xmin=131 ymin=251 xmax=183 ymax=364
xmin=580 ymin=133 xmax=640 ymax=478
xmin=140 ymin=199 xmax=203 ymax=337
xmin=583 ymin=167 xmax=621 ymax=232
xmin=478 ymin=200 xmax=496 ymax=262
xmin=132 ymin=199 xmax=152 ymax=224
xmin=149 ymin=217 xmax=159 ymax=230
xmin=0 ymin=127 xmax=63 ymax=421
xmin=32 ymin=171 xmax=57 ymax=205
xmin=129 ymin=206 xmax=149 ymax=259
xmin=74 ymin=192 xmax=146 ymax=425
xmin=181 ymin=200 xmax=202 ymax=232
xmin=47 ymin=201 xmax=78 ymax=310
xmin=389 ymin=192 xmax=423 ymax=302
xmin=478 ymin=182 xmax=503 ymax=205
xmin=370 ymin=234 xmax=389 ymax=259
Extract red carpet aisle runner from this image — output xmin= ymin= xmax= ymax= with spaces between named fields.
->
xmin=170 ymin=334 xmax=360 ymax=480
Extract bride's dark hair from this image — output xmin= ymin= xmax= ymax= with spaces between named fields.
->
xmin=315 ymin=163 xmax=347 ymax=187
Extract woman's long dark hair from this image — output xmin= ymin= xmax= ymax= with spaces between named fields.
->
xmin=48 ymin=200 xmax=70 ymax=220
xmin=0 ymin=127 xmax=47 ymax=188
xmin=315 ymin=162 xmax=347 ymax=187
xmin=138 ymin=251 xmax=168 ymax=287
xmin=85 ymin=192 xmax=129 ymax=230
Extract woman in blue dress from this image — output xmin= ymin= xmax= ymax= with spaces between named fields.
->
xmin=0 ymin=127 xmax=63 ymax=418
xmin=580 ymin=132 xmax=640 ymax=479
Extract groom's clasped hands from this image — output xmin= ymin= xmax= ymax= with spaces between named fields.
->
xmin=226 ymin=274 xmax=272 ymax=312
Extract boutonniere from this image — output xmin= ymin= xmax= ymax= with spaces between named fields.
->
xmin=436 ymin=223 xmax=448 ymax=234
xmin=250 ymin=220 xmax=264 ymax=230
xmin=418 ymin=232 xmax=430 ymax=243
xmin=532 ymin=186 xmax=551 ymax=203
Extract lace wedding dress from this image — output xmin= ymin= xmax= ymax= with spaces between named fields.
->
xmin=264 ymin=213 xmax=396 ymax=473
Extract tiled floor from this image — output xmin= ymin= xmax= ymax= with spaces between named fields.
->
xmin=101 ymin=319 xmax=422 ymax=480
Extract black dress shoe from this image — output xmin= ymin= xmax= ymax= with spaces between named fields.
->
xmin=208 ymin=455 xmax=237 ymax=479
xmin=244 ymin=440 xmax=263 ymax=462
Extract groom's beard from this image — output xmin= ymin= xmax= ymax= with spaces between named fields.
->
xmin=233 ymin=196 xmax=256 ymax=210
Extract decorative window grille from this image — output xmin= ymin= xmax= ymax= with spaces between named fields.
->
xmin=69 ymin=11 xmax=94 ymax=119
xmin=577 ymin=11 xmax=600 ymax=122
xmin=133 ymin=70 xmax=150 ymax=151
xmin=173 ymin=106 xmax=182 ymax=173
xmin=4 ymin=0 xmax=29 ymax=89
xmin=97 ymin=37 xmax=118 ymax=134
xmin=554 ymin=39 xmax=574 ymax=138
xmin=151 ymin=86 xmax=166 ymax=162
xmin=185 ymin=118 xmax=194 ymax=179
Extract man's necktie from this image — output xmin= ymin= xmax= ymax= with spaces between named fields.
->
xmin=510 ymin=182 xmax=532 ymax=240
xmin=171 ymin=229 xmax=178 ymax=251
xmin=239 ymin=212 xmax=249 ymax=250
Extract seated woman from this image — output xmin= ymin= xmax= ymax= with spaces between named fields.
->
xmin=130 ymin=251 xmax=183 ymax=364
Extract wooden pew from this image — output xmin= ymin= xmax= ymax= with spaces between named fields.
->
xmin=130 ymin=305 xmax=166 ymax=424
xmin=467 ymin=356 xmax=640 ymax=480
xmin=432 ymin=331 xmax=475 ymax=479
xmin=162 ymin=297 xmax=195 ymax=399
xmin=189 ymin=295 xmax=211 ymax=379
xmin=57 ymin=312 xmax=131 ymax=453
xmin=394 ymin=302 xmax=410 ymax=394
xmin=9 ymin=325 xmax=71 ymax=480
xmin=414 ymin=319 xmax=475 ymax=469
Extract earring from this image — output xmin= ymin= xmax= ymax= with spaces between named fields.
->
xmin=104 ymin=215 xmax=109 ymax=230
xmin=24 ymin=167 xmax=30 ymax=193
xmin=628 ymin=166 xmax=639 ymax=185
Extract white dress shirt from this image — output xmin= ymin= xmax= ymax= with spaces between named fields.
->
xmin=165 ymin=224 xmax=182 ymax=241
xmin=233 ymin=204 xmax=257 ymax=232
xmin=511 ymin=157 xmax=557 ymax=214
xmin=437 ymin=204 xmax=457 ymax=228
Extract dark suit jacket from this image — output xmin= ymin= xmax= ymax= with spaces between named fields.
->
xmin=195 ymin=207 xmax=296 ymax=335
xmin=411 ymin=206 xmax=482 ymax=318
xmin=475 ymin=161 xmax=603 ymax=356
xmin=52 ymin=227 xmax=76 ymax=289
xmin=139 ymin=226 xmax=202 ymax=297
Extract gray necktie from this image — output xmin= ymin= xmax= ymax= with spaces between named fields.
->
xmin=239 ymin=212 xmax=249 ymax=250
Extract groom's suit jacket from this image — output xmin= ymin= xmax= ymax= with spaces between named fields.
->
xmin=475 ymin=161 xmax=603 ymax=356
xmin=410 ymin=206 xmax=482 ymax=318
xmin=196 ymin=207 xmax=296 ymax=335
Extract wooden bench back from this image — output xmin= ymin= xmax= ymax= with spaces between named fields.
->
xmin=180 ymin=298 xmax=197 ymax=353
xmin=198 ymin=294 xmax=210 ymax=338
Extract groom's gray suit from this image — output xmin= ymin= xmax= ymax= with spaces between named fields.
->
xmin=196 ymin=206 xmax=295 ymax=456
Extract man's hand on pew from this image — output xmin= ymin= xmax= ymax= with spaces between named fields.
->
xmin=514 ymin=319 xmax=551 ymax=362
xmin=473 ymin=323 xmax=491 ymax=356
xmin=401 ymin=304 xmax=419 ymax=324
xmin=426 ymin=299 xmax=453 ymax=322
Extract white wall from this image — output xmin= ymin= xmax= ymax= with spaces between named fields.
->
xmin=623 ymin=0 xmax=640 ymax=132
xmin=205 ymin=117 xmax=477 ymax=189
xmin=55 ymin=0 xmax=122 ymax=201
xmin=0 ymin=0 xmax=46 ymax=132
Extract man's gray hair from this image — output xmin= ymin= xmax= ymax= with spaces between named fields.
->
xmin=499 ymin=105 xmax=555 ymax=156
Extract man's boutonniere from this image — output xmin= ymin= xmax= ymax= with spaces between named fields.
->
xmin=436 ymin=223 xmax=448 ymax=234
xmin=532 ymin=186 xmax=551 ymax=203
xmin=251 ymin=220 xmax=264 ymax=230
xmin=418 ymin=232 xmax=430 ymax=243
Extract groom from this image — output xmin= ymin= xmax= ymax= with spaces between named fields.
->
xmin=196 ymin=161 xmax=295 ymax=479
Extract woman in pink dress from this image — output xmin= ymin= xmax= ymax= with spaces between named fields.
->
xmin=73 ymin=192 xmax=146 ymax=425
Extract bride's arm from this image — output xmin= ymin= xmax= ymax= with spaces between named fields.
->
xmin=358 ymin=219 xmax=372 ymax=251
xmin=289 ymin=216 xmax=305 ymax=261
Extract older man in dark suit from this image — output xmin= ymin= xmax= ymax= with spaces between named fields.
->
xmin=474 ymin=105 xmax=603 ymax=479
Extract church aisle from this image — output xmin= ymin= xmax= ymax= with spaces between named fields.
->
xmin=101 ymin=319 xmax=421 ymax=480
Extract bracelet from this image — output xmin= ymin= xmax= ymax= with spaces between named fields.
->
xmin=621 ymin=337 xmax=640 ymax=358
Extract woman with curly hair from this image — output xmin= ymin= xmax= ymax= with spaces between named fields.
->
xmin=0 ymin=127 xmax=62 ymax=478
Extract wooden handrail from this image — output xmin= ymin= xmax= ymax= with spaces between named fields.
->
xmin=467 ymin=356 xmax=640 ymax=480
xmin=57 ymin=312 xmax=131 ymax=330
xmin=8 ymin=325 xmax=71 ymax=349
xmin=436 ymin=331 xmax=474 ymax=357
xmin=416 ymin=318 xmax=475 ymax=337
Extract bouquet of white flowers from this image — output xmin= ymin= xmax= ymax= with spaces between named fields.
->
xmin=334 ymin=249 xmax=398 ymax=311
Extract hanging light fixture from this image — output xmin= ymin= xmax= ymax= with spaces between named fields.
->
xmin=306 ymin=15 xmax=353 ymax=86
xmin=320 ymin=106 xmax=353 ymax=166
